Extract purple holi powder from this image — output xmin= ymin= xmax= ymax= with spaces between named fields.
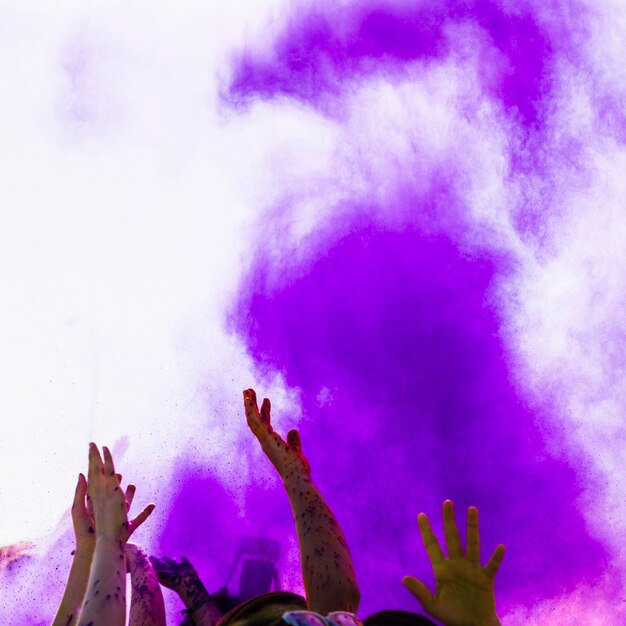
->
xmin=219 ymin=0 xmax=614 ymax=618
xmin=227 ymin=226 xmax=606 ymax=616
xmin=226 ymin=0 xmax=565 ymax=125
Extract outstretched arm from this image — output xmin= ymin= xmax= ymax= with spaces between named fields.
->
xmin=402 ymin=500 xmax=505 ymax=626
xmin=78 ymin=444 xmax=156 ymax=626
xmin=77 ymin=444 xmax=129 ymax=626
xmin=243 ymin=388 xmax=360 ymax=615
xmin=51 ymin=474 xmax=95 ymax=626
xmin=126 ymin=543 xmax=166 ymax=626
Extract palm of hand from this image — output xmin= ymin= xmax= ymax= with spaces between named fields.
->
xmin=243 ymin=388 xmax=311 ymax=479
xmin=403 ymin=502 xmax=504 ymax=626
xmin=428 ymin=559 xmax=496 ymax=626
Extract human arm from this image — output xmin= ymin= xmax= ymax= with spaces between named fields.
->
xmin=78 ymin=443 xmax=155 ymax=626
xmin=243 ymin=388 xmax=360 ymax=615
xmin=150 ymin=555 xmax=224 ymax=626
xmin=126 ymin=543 xmax=166 ymax=626
xmin=402 ymin=500 xmax=505 ymax=626
xmin=51 ymin=474 xmax=95 ymax=626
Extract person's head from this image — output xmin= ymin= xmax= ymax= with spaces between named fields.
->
xmin=216 ymin=594 xmax=436 ymax=626
xmin=217 ymin=591 xmax=307 ymax=626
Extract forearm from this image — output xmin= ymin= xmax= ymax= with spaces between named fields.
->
xmin=78 ymin=537 xmax=126 ymax=626
xmin=51 ymin=547 xmax=93 ymax=626
xmin=283 ymin=472 xmax=360 ymax=615
xmin=176 ymin=574 xmax=222 ymax=626
xmin=128 ymin=548 xmax=166 ymax=626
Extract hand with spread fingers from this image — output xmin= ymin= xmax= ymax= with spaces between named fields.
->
xmin=84 ymin=447 xmax=155 ymax=542
xmin=150 ymin=555 xmax=225 ymax=626
xmin=243 ymin=388 xmax=360 ymax=615
xmin=85 ymin=443 xmax=129 ymax=541
xmin=402 ymin=500 xmax=505 ymax=626
xmin=243 ymin=388 xmax=311 ymax=481
xmin=53 ymin=445 xmax=157 ymax=626
xmin=78 ymin=443 xmax=157 ymax=626
xmin=150 ymin=555 xmax=208 ymax=605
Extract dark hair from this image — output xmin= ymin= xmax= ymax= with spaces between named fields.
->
xmin=216 ymin=591 xmax=307 ymax=626
xmin=363 ymin=610 xmax=437 ymax=626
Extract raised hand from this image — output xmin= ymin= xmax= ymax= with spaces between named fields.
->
xmin=85 ymin=449 xmax=155 ymax=542
xmin=71 ymin=473 xmax=96 ymax=551
xmin=150 ymin=555 xmax=225 ymax=625
xmin=150 ymin=555 xmax=210 ymax=607
xmin=51 ymin=475 xmax=96 ymax=626
xmin=86 ymin=443 xmax=129 ymax=540
xmin=402 ymin=500 xmax=505 ymax=626
xmin=243 ymin=389 xmax=360 ymax=615
xmin=79 ymin=443 xmax=135 ymax=626
xmin=243 ymin=388 xmax=311 ymax=480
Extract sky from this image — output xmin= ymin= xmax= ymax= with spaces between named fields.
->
xmin=1 ymin=0 xmax=625 ymax=624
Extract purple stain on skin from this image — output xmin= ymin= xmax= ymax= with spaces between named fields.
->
xmin=228 ymin=225 xmax=607 ymax=615
xmin=226 ymin=0 xmax=560 ymax=124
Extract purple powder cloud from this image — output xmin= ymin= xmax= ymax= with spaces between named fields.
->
xmin=221 ymin=0 xmax=614 ymax=619
xmin=225 ymin=0 xmax=569 ymax=125
xmin=2 ymin=1 xmax=623 ymax=623
xmin=227 ymin=225 xmax=607 ymax=617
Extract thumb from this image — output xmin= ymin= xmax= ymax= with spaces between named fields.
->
xmin=72 ymin=473 xmax=88 ymax=515
xmin=402 ymin=576 xmax=434 ymax=612
xmin=129 ymin=503 xmax=156 ymax=533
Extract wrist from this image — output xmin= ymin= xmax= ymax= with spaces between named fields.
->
xmin=282 ymin=466 xmax=312 ymax=487
xmin=95 ymin=533 xmax=124 ymax=548
xmin=180 ymin=579 xmax=211 ymax=610
xmin=73 ymin=542 xmax=95 ymax=559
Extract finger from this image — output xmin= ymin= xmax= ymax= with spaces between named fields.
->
xmin=287 ymin=429 xmax=302 ymax=454
xmin=72 ymin=473 xmax=88 ymax=515
xmin=129 ymin=503 xmax=156 ymax=534
xmin=443 ymin=500 xmax=463 ymax=559
xmin=116 ymin=473 xmax=123 ymax=485
xmin=243 ymin=388 xmax=258 ymax=407
xmin=243 ymin=389 xmax=259 ymax=417
xmin=102 ymin=446 xmax=116 ymax=477
xmin=402 ymin=576 xmax=434 ymax=613
xmin=125 ymin=484 xmax=136 ymax=511
xmin=483 ymin=544 xmax=506 ymax=579
xmin=88 ymin=442 xmax=103 ymax=481
xmin=86 ymin=492 xmax=94 ymax=518
xmin=260 ymin=397 xmax=272 ymax=425
xmin=417 ymin=513 xmax=445 ymax=566
xmin=466 ymin=506 xmax=480 ymax=564
xmin=163 ymin=556 xmax=179 ymax=568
